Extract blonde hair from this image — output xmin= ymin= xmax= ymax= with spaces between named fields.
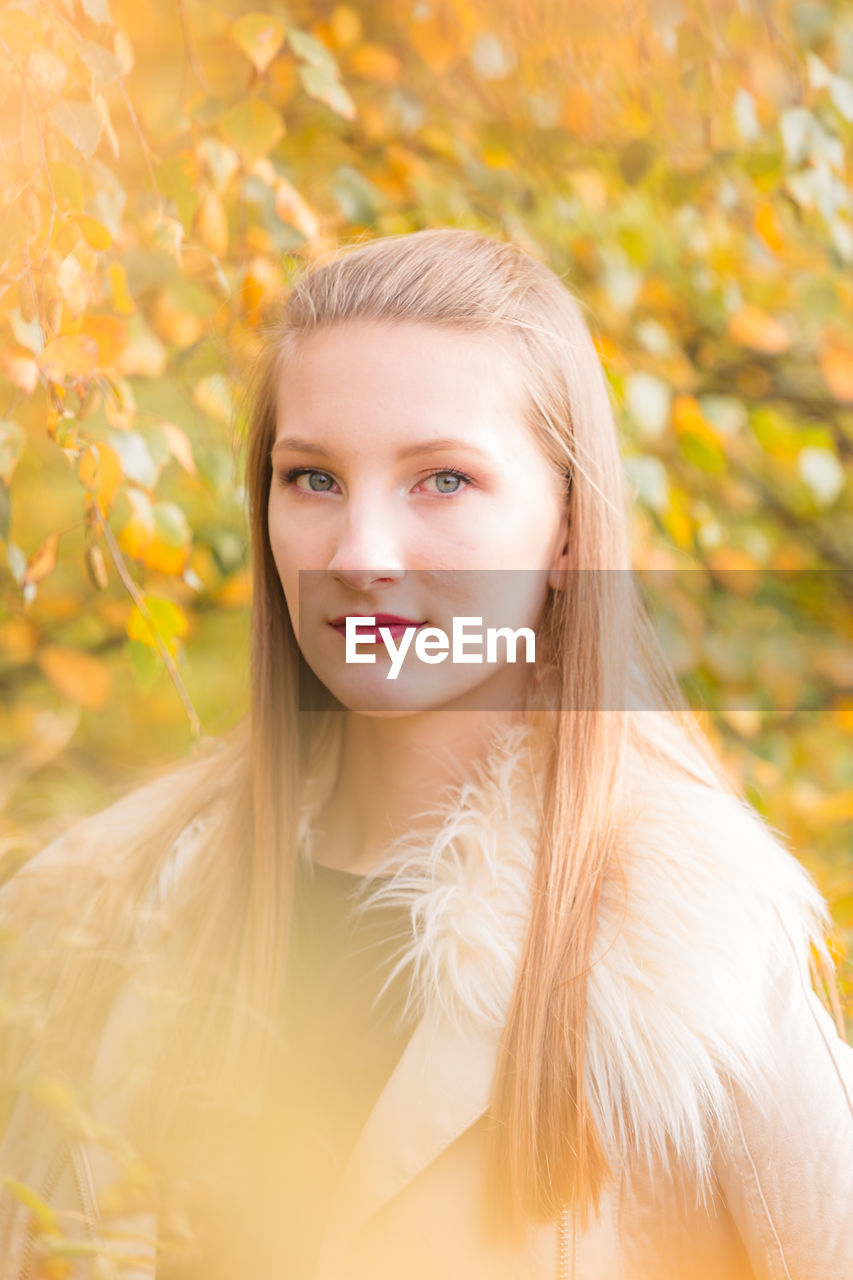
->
xmin=1 ymin=229 xmax=769 ymax=1246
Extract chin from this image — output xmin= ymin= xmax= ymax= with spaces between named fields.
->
xmin=305 ymin=667 xmax=530 ymax=717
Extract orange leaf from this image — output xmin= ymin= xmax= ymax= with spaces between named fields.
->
xmin=161 ymin=422 xmax=196 ymax=474
xmin=727 ymin=305 xmax=790 ymax=354
xmin=38 ymin=334 xmax=98 ymax=382
xmin=38 ymin=644 xmax=113 ymax=709
xmin=410 ymin=16 xmax=458 ymax=74
xmin=348 ymin=42 xmax=402 ymax=84
xmin=78 ymin=441 xmax=124 ymax=508
xmin=81 ymin=314 xmax=127 ymax=366
xmin=706 ymin=548 xmax=761 ymax=596
xmin=820 ymin=341 xmax=853 ymax=404
xmin=274 ymin=180 xmax=318 ymax=240
xmin=328 ymin=5 xmax=362 ymax=49
xmin=143 ymin=540 xmax=190 ymax=574
xmin=22 ymin=533 xmax=59 ymax=586
xmin=151 ymin=293 xmax=204 ymax=349
xmin=118 ymin=490 xmax=155 ymax=558
xmin=0 ymin=345 xmax=39 ymax=394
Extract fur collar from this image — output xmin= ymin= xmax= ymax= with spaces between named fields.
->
xmin=296 ymin=715 xmax=831 ymax=1196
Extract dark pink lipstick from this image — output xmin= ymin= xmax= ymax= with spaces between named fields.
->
xmin=329 ymin=613 xmax=425 ymax=642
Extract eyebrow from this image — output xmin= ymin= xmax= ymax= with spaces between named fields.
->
xmin=270 ymin=436 xmax=492 ymax=463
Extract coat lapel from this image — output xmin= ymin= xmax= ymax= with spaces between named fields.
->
xmin=319 ymin=1007 xmax=504 ymax=1248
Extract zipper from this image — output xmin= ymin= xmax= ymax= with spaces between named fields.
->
xmin=20 ymin=1141 xmax=68 ymax=1280
xmin=20 ymin=1139 xmax=118 ymax=1280
xmin=557 ymin=1204 xmax=574 ymax=1280
xmin=69 ymin=1139 xmax=121 ymax=1280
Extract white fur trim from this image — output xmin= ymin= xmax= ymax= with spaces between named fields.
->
xmin=304 ymin=718 xmax=832 ymax=1193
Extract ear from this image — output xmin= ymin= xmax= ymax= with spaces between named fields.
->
xmin=547 ymin=530 xmax=570 ymax=592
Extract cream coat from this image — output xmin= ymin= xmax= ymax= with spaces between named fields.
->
xmin=2 ymin=719 xmax=852 ymax=1279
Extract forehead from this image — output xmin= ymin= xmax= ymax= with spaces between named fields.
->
xmin=274 ymin=321 xmax=527 ymax=436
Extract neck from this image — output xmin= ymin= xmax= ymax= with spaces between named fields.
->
xmin=310 ymin=708 xmax=524 ymax=874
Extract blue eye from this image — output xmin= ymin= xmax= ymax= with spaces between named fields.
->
xmin=277 ymin=467 xmax=335 ymax=492
xmin=425 ymin=468 xmax=473 ymax=495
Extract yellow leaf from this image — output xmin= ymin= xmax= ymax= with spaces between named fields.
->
xmin=230 ymin=11 xmax=285 ymax=72
xmin=754 ymin=201 xmax=784 ymax=254
xmin=38 ymin=645 xmax=113 ymax=709
xmin=727 ymin=305 xmax=790 ymax=354
xmin=672 ymin=395 xmax=720 ymax=440
xmin=38 ymin=334 xmax=98 ymax=382
xmin=143 ymin=540 xmax=189 ymax=574
xmin=76 ymin=215 xmax=112 ymax=250
xmin=78 ymin=441 xmax=124 ymax=509
xmin=213 ymin=568 xmax=252 ymax=608
xmin=811 ymin=789 xmax=853 ymax=823
xmin=220 ymin=99 xmax=285 ymax=164
xmin=127 ymin=596 xmax=188 ymax=657
xmin=118 ymin=490 xmax=155 ymax=558
xmin=22 ymin=534 xmax=59 ymax=586
xmin=107 ymin=261 xmax=134 ymax=314
xmin=240 ymin=256 xmax=282 ymax=317
xmin=0 ymin=615 xmax=39 ymax=662
xmin=195 ymin=190 xmax=229 ymax=257
xmin=329 ymin=5 xmax=362 ymax=49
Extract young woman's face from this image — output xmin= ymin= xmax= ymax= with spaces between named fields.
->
xmin=267 ymin=320 xmax=570 ymax=715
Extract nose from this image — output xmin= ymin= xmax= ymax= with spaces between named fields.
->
xmin=326 ymin=495 xmax=406 ymax=591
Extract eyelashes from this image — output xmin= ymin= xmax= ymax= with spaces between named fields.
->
xmin=274 ymin=465 xmax=474 ymax=496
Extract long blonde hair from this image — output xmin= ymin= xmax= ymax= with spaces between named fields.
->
xmin=2 ymin=229 xmax=756 ymax=1241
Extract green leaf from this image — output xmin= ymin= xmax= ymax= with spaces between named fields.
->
xmin=153 ymin=501 xmax=191 ymax=549
xmin=286 ymin=28 xmax=338 ymax=73
xmin=0 ymin=421 xmax=26 ymax=484
xmin=619 ymin=139 xmax=656 ymax=185
xmin=107 ymin=430 xmax=159 ymax=488
xmin=49 ymin=100 xmax=103 ymax=159
xmin=0 ymin=482 xmax=10 ymax=544
xmin=331 ymin=165 xmax=382 ymax=224
xmin=127 ymin=595 xmax=188 ymax=657
xmin=86 ymin=159 xmax=126 ymax=236
xmin=830 ymin=74 xmax=853 ymax=123
xmin=680 ymin=431 xmax=725 ymax=474
xmin=1 ymin=1177 xmax=59 ymax=1235
xmin=127 ymin=638 xmax=162 ymax=691
xmin=298 ymin=64 xmax=356 ymax=120
xmin=219 ymin=99 xmax=285 ymax=164
xmin=156 ymin=153 xmax=199 ymax=228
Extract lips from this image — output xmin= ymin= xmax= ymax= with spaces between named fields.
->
xmin=329 ymin=613 xmax=426 ymax=642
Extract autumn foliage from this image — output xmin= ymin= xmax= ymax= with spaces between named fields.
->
xmin=1 ymin=0 xmax=852 ymax=1016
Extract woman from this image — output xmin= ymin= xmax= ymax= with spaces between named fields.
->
xmin=1 ymin=228 xmax=851 ymax=1280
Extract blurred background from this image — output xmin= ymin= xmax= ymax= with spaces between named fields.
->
xmin=1 ymin=0 xmax=852 ymax=1021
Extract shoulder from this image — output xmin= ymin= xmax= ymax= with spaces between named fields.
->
xmin=586 ymin=762 xmax=835 ymax=1194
